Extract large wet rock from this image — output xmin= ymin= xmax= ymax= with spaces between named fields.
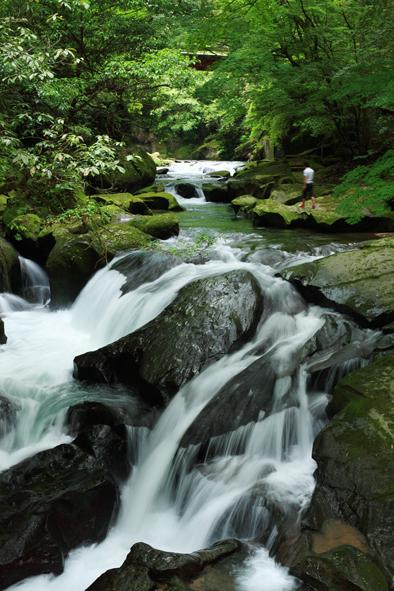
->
xmin=137 ymin=191 xmax=183 ymax=212
xmin=0 ymin=319 xmax=6 ymax=344
xmin=0 ymin=236 xmax=20 ymax=293
xmin=129 ymin=213 xmax=179 ymax=240
xmin=281 ymin=238 xmax=394 ymax=328
xmin=0 ymin=443 xmax=120 ymax=590
xmin=278 ymin=356 xmax=394 ymax=587
xmin=110 ymin=250 xmax=181 ymax=295
xmin=45 ymin=222 xmax=152 ymax=306
xmin=292 ymin=542 xmax=389 ymax=591
xmin=252 ymin=196 xmax=394 ymax=232
xmin=74 ymin=270 xmax=263 ymax=402
xmin=0 ymin=395 xmax=20 ymax=437
xmin=180 ymin=357 xmax=278 ymax=449
xmin=94 ymin=193 xmax=152 ymax=215
xmin=85 ymin=539 xmax=245 ymax=591
xmin=45 ymin=232 xmax=103 ymax=307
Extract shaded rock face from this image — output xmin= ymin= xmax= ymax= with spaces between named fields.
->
xmin=0 ymin=395 xmax=20 ymax=437
xmin=129 ymin=213 xmax=179 ymax=240
xmin=291 ymin=544 xmax=389 ymax=591
xmin=46 ymin=234 xmax=102 ymax=307
xmin=0 ymin=443 xmax=120 ymax=590
xmin=85 ymin=539 xmax=245 ymax=591
xmin=180 ymin=357 xmax=279 ymax=449
xmin=175 ymin=182 xmax=199 ymax=198
xmin=137 ymin=191 xmax=183 ymax=212
xmin=74 ymin=270 xmax=263 ymax=403
xmin=281 ymin=238 xmax=394 ymax=328
xmin=0 ymin=319 xmax=6 ymax=344
xmin=277 ymin=356 xmax=394 ymax=588
xmin=110 ymin=250 xmax=180 ymax=295
xmin=0 ymin=237 xmax=21 ymax=293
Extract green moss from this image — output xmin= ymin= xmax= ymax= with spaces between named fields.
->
xmin=93 ymin=193 xmax=134 ymax=208
xmin=8 ymin=213 xmax=43 ymax=241
xmin=137 ymin=192 xmax=183 ymax=212
xmin=282 ymin=237 xmax=394 ymax=326
xmin=92 ymin=222 xmax=151 ymax=257
xmin=231 ymin=195 xmax=257 ymax=214
xmin=295 ymin=546 xmax=389 ymax=591
xmin=129 ymin=213 xmax=179 ymax=239
xmin=253 ymin=199 xmax=302 ymax=227
xmin=0 ymin=194 xmax=8 ymax=214
xmin=0 ymin=237 xmax=19 ymax=292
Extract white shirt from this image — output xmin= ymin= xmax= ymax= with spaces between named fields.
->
xmin=304 ymin=167 xmax=314 ymax=184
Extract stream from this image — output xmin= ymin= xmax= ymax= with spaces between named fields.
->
xmin=0 ymin=161 xmax=380 ymax=591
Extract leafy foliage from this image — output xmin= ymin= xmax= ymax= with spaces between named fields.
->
xmin=335 ymin=151 xmax=394 ymax=223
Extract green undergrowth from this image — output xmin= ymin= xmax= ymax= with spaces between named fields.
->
xmin=335 ymin=151 xmax=394 ymax=223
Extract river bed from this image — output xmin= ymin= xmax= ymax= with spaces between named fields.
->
xmin=0 ymin=161 xmax=380 ymax=591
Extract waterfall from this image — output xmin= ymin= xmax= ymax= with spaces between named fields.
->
xmin=19 ymin=256 xmax=50 ymax=305
xmin=0 ymin=191 xmax=380 ymax=591
xmin=157 ymin=159 xmax=244 ymax=208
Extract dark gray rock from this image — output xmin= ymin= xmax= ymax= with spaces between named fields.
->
xmin=0 ymin=443 xmax=119 ymax=590
xmin=85 ymin=539 xmax=244 ymax=591
xmin=0 ymin=237 xmax=21 ymax=293
xmin=175 ymin=182 xmax=198 ymax=199
xmin=278 ymin=356 xmax=394 ymax=586
xmin=0 ymin=395 xmax=20 ymax=437
xmin=74 ymin=271 xmax=264 ymax=402
xmin=110 ymin=250 xmax=180 ymax=295
xmin=180 ymin=357 xmax=281 ymax=448
xmin=0 ymin=319 xmax=6 ymax=344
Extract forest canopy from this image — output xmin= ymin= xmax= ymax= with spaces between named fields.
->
xmin=1 ymin=0 xmax=393 ymax=218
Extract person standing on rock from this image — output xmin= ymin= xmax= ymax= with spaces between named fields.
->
xmin=300 ymin=163 xmax=317 ymax=209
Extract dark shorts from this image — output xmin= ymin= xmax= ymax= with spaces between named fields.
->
xmin=303 ymin=183 xmax=314 ymax=198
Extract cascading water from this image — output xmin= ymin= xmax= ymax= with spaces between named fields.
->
xmin=0 ymin=164 xmax=381 ymax=591
xmin=158 ymin=159 xmax=244 ymax=207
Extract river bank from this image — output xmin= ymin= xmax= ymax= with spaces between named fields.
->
xmin=0 ymin=160 xmax=393 ymax=591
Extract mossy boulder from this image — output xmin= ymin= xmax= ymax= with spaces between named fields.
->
xmin=252 ymin=199 xmax=303 ymax=227
xmin=270 ymin=184 xmax=303 ymax=205
xmin=291 ymin=544 xmax=389 ymax=591
xmin=45 ymin=232 xmax=103 ymax=307
xmin=137 ymin=192 xmax=183 ymax=212
xmin=91 ymin=222 xmax=151 ymax=259
xmin=93 ymin=194 xmax=152 ymax=216
xmin=281 ymin=237 xmax=394 ymax=327
xmin=175 ymin=183 xmax=198 ymax=199
xmin=129 ymin=213 xmax=179 ymax=240
xmin=0 ymin=443 xmax=121 ymax=589
xmin=301 ymin=356 xmax=394 ymax=582
xmin=0 ymin=237 xmax=20 ymax=293
xmin=252 ymin=195 xmax=394 ymax=232
xmin=201 ymin=182 xmax=230 ymax=203
xmin=207 ymin=170 xmax=231 ymax=178
xmin=276 ymin=357 xmax=394 ymax=588
xmin=231 ymin=195 xmax=258 ymax=215
xmin=94 ymin=148 xmax=156 ymax=193
xmin=74 ymin=270 xmax=263 ymax=403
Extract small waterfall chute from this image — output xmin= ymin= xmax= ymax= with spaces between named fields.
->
xmin=19 ymin=256 xmax=50 ymax=305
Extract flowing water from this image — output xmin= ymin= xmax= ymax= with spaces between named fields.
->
xmin=0 ymin=161 xmax=380 ymax=590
